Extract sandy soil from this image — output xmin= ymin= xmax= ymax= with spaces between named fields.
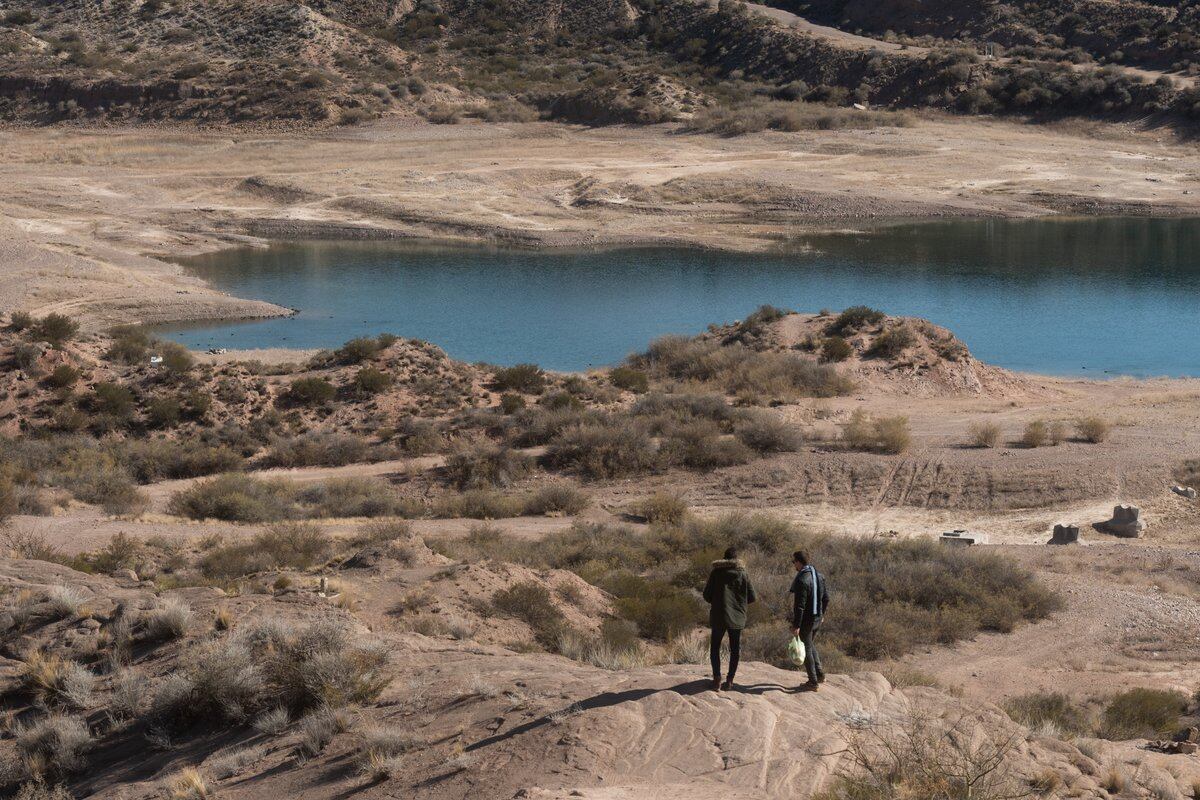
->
xmin=2 ymin=116 xmax=1200 ymax=328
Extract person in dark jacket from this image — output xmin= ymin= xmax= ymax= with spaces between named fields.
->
xmin=789 ymin=550 xmax=829 ymax=691
xmin=702 ymin=546 xmax=757 ymax=691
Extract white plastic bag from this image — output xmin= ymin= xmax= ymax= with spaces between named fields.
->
xmin=787 ymin=635 xmax=806 ymax=667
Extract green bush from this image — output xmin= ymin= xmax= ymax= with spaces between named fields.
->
xmin=90 ymin=382 xmax=135 ymax=418
xmin=842 ymin=410 xmax=911 ymax=454
xmin=168 ymin=474 xmax=301 ymax=522
xmin=31 ymin=314 xmax=80 ymax=346
xmin=492 ymin=581 xmax=566 ymax=646
xmin=1004 ymin=692 xmax=1091 ymax=736
xmin=968 ymin=421 xmax=1001 ymax=449
xmin=499 ymin=393 xmax=526 ymax=414
xmin=354 ymin=366 xmax=393 ymax=395
xmin=335 ymin=336 xmax=384 ymax=364
xmin=522 ymin=482 xmax=589 ymax=516
xmin=1075 ymin=416 xmax=1112 ymax=443
xmin=820 ymin=336 xmax=853 ymax=363
xmin=1101 ymin=688 xmax=1188 ymax=740
xmin=632 ymin=492 xmax=688 ymax=525
xmin=119 ymin=439 xmax=244 ymax=482
xmin=432 ymin=488 xmax=523 ymax=519
xmin=44 ymin=365 xmax=81 ymax=389
xmin=865 ymin=324 xmax=916 ymax=359
xmin=827 ymin=306 xmax=885 ymax=335
xmin=260 ymin=433 xmax=369 ymax=469
xmin=444 ymin=443 xmax=533 ymax=489
xmin=609 ymin=366 xmax=649 ymax=393
xmin=158 ymin=342 xmax=193 ymax=374
xmin=8 ymin=311 xmax=33 ymax=331
xmin=492 ymin=363 xmax=546 ymax=394
xmin=285 ymin=377 xmax=337 ymax=406
xmin=545 ymin=421 xmax=661 ymax=479
xmin=145 ymin=396 xmax=181 ymax=428
xmin=734 ymin=411 xmax=801 ymax=453
xmin=106 ymin=325 xmax=152 ymax=364
xmin=603 ymin=572 xmax=704 ymax=641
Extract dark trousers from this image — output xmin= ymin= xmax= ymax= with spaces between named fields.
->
xmin=798 ymin=616 xmax=824 ymax=683
xmin=710 ymin=627 xmax=741 ymax=681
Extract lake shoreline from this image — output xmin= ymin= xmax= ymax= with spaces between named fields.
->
xmin=4 ymin=117 xmax=1200 ymax=335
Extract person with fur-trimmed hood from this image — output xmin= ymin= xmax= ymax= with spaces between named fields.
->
xmin=702 ymin=546 xmax=757 ymax=691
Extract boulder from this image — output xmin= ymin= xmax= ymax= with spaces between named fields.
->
xmin=1048 ymin=524 xmax=1080 ymax=545
xmin=1172 ymin=485 xmax=1197 ymax=500
xmin=939 ymin=529 xmax=988 ymax=546
xmin=1093 ymin=505 xmax=1146 ymax=538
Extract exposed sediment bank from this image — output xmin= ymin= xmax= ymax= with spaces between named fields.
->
xmin=3 ymin=116 xmax=1200 ymax=328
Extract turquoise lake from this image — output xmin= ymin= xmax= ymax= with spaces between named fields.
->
xmin=159 ymin=217 xmax=1200 ymax=376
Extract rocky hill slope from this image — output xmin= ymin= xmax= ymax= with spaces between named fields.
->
xmin=1 ymin=0 xmax=1198 ymax=129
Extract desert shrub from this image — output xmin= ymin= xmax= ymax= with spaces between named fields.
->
xmin=539 ymin=390 xmax=582 ymax=412
xmin=608 ymin=366 xmax=649 ymax=393
xmin=297 ymin=708 xmax=343 ymax=759
xmin=1004 ymin=692 xmax=1091 ymax=737
xmin=263 ymin=522 xmax=334 ymax=568
xmin=44 ymin=365 xmax=81 ymax=389
xmin=285 ymin=377 xmax=336 ymax=406
xmin=492 ymin=581 xmax=566 ymax=645
xmin=260 ymin=433 xmax=369 ymax=469
xmin=842 ymin=410 xmax=911 ymax=454
xmin=433 ymin=489 xmax=522 ymax=519
xmin=631 ymin=393 xmax=743 ymax=426
xmin=508 ymin=407 xmax=594 ymax=447
xmin=816 ymin=710 xmax=1029 ymax=800
xmin=145 ymin=396 xmax=181 ymax=428
xmin=827 ymin=306 xmax=885 ymax=335
xmin=1075 ymin=416 xmax=1112 ymax=443
xmin=0 ymin=471 xmax=15 ymax=524
xmin=522 ymin=482 xmax=590 ymax=516
xmin=660 ymin=420 xmax=752 ymax=471
xmin=545 ymin=421 xmax=661 ymax=479
xmin=153 ymin=618 xmax=389 ymax=725
xmin=168 ymin=474 xmax=301 ymax=522
xmin=296 ymin=477 xmax=402 ymax=518
xmin=498 ymin=393 xmax=526 ymax=413
xmin=105 ymin=325 xmax=153 ymax=364
xmin=334 ymin=336 xmax=385 ymax=364
xmin=968 ymin=421 xmax=1001 ymax=449
xmin=631 ymin=336 xmax=852 ymax=399
xmin=30 ymin=314 xmax=79 ymax=346
xmin=865 ymin=324 xmax=916 ymax=359
xmin=158 ymin=342 xmax=194 ymax=374
xmin=354 ymin=366 xmax=393 ymax=395
xmin=397 ymin=418 xmax=445 ymax=454
xmin=734 ymin=411 xmax=801 ymax=453
xmin=118 ymin=440 xmax=244 ymax=482
xmin=434 ymin=507 xmax=1060 ymax=662
xmin=253 ymin=707 xmax=290 ymax=736
xmin=90 ymin=382 xmax=135 ymax=418
xmin=491 ymin=363 xmax=546 ymax=394
xmin=19 ymin=652 xmax=94 ymax=709
xmin=14 ymin=714 xmax=91 ymax=779
xmin=603 ymin=572 xmax=704 ymax=641
xmin=632 ymin=492 xmax=689 ymax=525
xmin=820 ymin=336 xmax=853 ymax=363
xmin=8 ymin=311 xmax=34 ymax=331
xmin=1101 ymin=688 xmax=1188 ymax=740
xmin=444 ymin=443 xmax=533 ymax=489
xmin=42 ymin=586 xmax=87 ymax=619
xmin=143 ymin=599 xmax=193 ymax=642
xmin=1021 ymin=420 xmax=1048 ymax=448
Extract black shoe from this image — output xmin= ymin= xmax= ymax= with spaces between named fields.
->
xmin=712 ymin=678 xmax=723 ymax=692
xmin=721 ymin=679 xmax=735 ymax=691
xmin=817 ymin=673 xmax=827 ymax=684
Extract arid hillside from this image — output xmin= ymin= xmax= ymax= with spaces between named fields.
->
xmin=1 ymin=0 xmax=1199 ymax=129
xmin=5 ymin=307 xmax=1200 ymax=799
